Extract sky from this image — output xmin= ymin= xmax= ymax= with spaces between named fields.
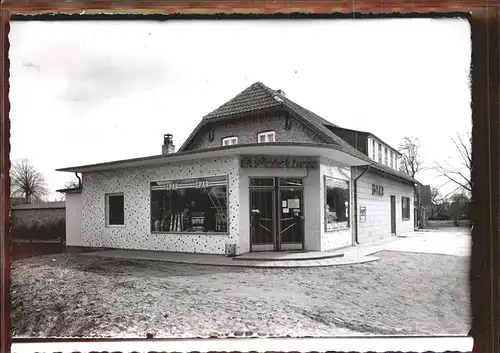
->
xmin=8 ymin=18 xmax=471 ymax=201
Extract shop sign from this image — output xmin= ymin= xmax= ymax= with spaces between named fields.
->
xmin=240 ymin=156 xmax=317 ymax=169
xmin=372 ymin=184 xmax=384 ymax=196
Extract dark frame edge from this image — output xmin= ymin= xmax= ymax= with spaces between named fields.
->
xmin=0 ymin=8 xmax=11 ymax=353
xmin=0 ymin=5 xmax=496 ymax=353
xmin=469 ymin=8 xmax=500 ymax=353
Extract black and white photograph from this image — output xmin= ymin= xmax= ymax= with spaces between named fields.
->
xmin=8 ymin=18 xmax=472 ymax=340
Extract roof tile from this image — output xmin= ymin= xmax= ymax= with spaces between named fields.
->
xmin=203 ymin=82 xmax=282 ymax=120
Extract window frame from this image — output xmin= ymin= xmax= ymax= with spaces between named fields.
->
xmin=377 ymin=143 xmax=382 ymax=163
xmin=257 ymin=130 xmax=276 ymax=143
xmin=401 ymin=196 xmax=411 ymax=221
xmin=221 ymin=136 xmax=238 ymax=146
xmin=105 ymin=192 xmax=125 ymax=227
xmin=149 ymin=175 xmax=230 ymax=235
xmin=324 ymin=176 xmax=351 ymax=232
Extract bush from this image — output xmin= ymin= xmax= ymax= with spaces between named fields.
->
xmin=428 ymin=214 xmax=451 ymax=221
xmin=11 ymin=220 xmax=65 ymax=240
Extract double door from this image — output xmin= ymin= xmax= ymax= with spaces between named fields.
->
xmin=250 ymin=177 xmax=304 ymax=251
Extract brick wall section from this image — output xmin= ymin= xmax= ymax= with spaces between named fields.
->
xmin=185 ymin=110 xmax=328 ymax=150
xmin=11 ymin=208 xmax=66 ymax=229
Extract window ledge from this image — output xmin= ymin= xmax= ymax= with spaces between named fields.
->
xmin=402 ymin=218 xmax=411 ymax=221
xmin=152 ymin=231 xmax=229 ymax=236
xmin=106 ymin=224 xmax=125 ymax=228
xmin=325 ymin=227 xmax=350 ymax=233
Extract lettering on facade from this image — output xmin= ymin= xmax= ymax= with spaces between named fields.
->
xmin=372 ymin=184 xmax=384 ymax=196
xmin=240 ymin=156 xmax=318 ymax=169
xmin=165 ymin=183 xmax=179 ymax=191
xmin=195 ymin=180 xmax=210 ymax=189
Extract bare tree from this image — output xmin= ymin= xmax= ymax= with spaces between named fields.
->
xmin=57 ymin=177 xmax=81 ymax=201
xmin=431 ymin=186 xmax=441 ymax=205
xmin=10 ymin=159 xmax=48 ymax=203
xmin=435 ymin=133 xmax=472 ymax=195
xmin=398 ymin=136 xmax=423 ymax=178
xmin=64 ymin=179 xmax=80 ymax=189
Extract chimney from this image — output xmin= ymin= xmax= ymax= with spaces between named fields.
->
xmin=162 ymin=134 xmax=175 ymax=155
xmin=275 ymin=89 xmax=285 ymax=97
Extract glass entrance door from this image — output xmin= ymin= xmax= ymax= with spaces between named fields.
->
xmin=279 ymin=188 xmax=304 ymax=250
xmin=250 ymin=188 xmax=275 ymax=251
xmin=249 ymin=177 xmax=304 ymax=252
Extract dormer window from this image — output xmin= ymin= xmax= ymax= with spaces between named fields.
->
xmin=257 ymin=131 xmax=276 ymax=143
xmin=378 ymin=143 xmax=382 ymax=163
xmin=222 ymin=136 xmax=238 ymax=146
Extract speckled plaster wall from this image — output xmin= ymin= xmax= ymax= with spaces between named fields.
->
xmin=319 ymin=157 xmax=353 ymax=251
xmin=81 ymin=157 xmax=240 ymax=255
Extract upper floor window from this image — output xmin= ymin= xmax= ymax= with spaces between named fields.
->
xmin=222 ymin=136 xmax=238 ymax=146
xmin=384 ymin=147 xmax=388 ymax=166
xmin=378 ymin=143 xmax=382 ymax=163
xmin=371 ymin=139 xmax=376 ymax=160
xmin=257 ymin=131 xmax=275 ymax=143
xmin=390 ymin=151 xmax=394 ymax=169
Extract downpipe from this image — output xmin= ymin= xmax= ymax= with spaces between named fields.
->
xmin=353 ymin=165 xmax=372 ymax=245
xmin=75 ymin=172 xmax=82 ymax=189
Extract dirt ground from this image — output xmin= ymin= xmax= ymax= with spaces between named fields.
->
xmin=11 ymin=249 xmax=471 ymax=338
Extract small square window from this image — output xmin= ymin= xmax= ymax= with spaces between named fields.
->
xmin=106 ymin=193 xmax=124 ymax=226
xmin=257 ymin=131 xmax=276 ymax=143
xmin=222 ymin=136 xmax=238 ymax=146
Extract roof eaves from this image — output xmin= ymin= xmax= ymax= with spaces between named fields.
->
xmin=369 ymin=161 xmax=420 ymax=185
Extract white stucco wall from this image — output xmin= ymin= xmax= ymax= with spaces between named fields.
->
xmin=80 ymin=157 xmax=240 ymax=255
xmin=319 ymin=157 xmax=353 ymax=251
xmin=353 ymin=168 xmax=415 ymax=244
xmin=65 ymin=193 xmax=83 ymax=247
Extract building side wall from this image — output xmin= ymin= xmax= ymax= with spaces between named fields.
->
xmin=81 ymin=157 xmax=240 ymax=255
xmin=329 ymin=129 xmax=368 ymax=155
xmin=353 ymin=168 xmax=415 ymax=244
xmin=185 ymin=111 xmax=327 ymax=151
xmin=319 ymin=157 xmax=353 ymax=251
xmin=66 ymin=193 xmax=83 ymax=247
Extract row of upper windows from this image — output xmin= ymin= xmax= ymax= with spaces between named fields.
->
xmin=368 ymin=137 xmax=399 ymax=170
xmin=222 ymin=131 xmax=275 ymax=146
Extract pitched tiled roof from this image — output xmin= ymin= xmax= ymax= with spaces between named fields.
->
xmin=203 ymin=82 xmax=283 ymax=120
xmin=179 ymin=81 xmax=418 ymax=185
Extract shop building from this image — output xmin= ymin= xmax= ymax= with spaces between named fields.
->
xmin=57 ymin=82 xmax=419 ymax=255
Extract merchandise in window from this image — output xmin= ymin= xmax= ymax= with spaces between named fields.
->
xmin=324 ymin=176 xmax=350 ymax=231
xmin=150 ymin=176 xmax=228 ymax=233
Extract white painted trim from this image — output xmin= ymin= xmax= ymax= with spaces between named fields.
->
xmin=105 ymin=192 xmax=124 ymax=227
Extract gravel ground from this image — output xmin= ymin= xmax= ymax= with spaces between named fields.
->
xmin=11 ymin=250 xmax=470 ymax=338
